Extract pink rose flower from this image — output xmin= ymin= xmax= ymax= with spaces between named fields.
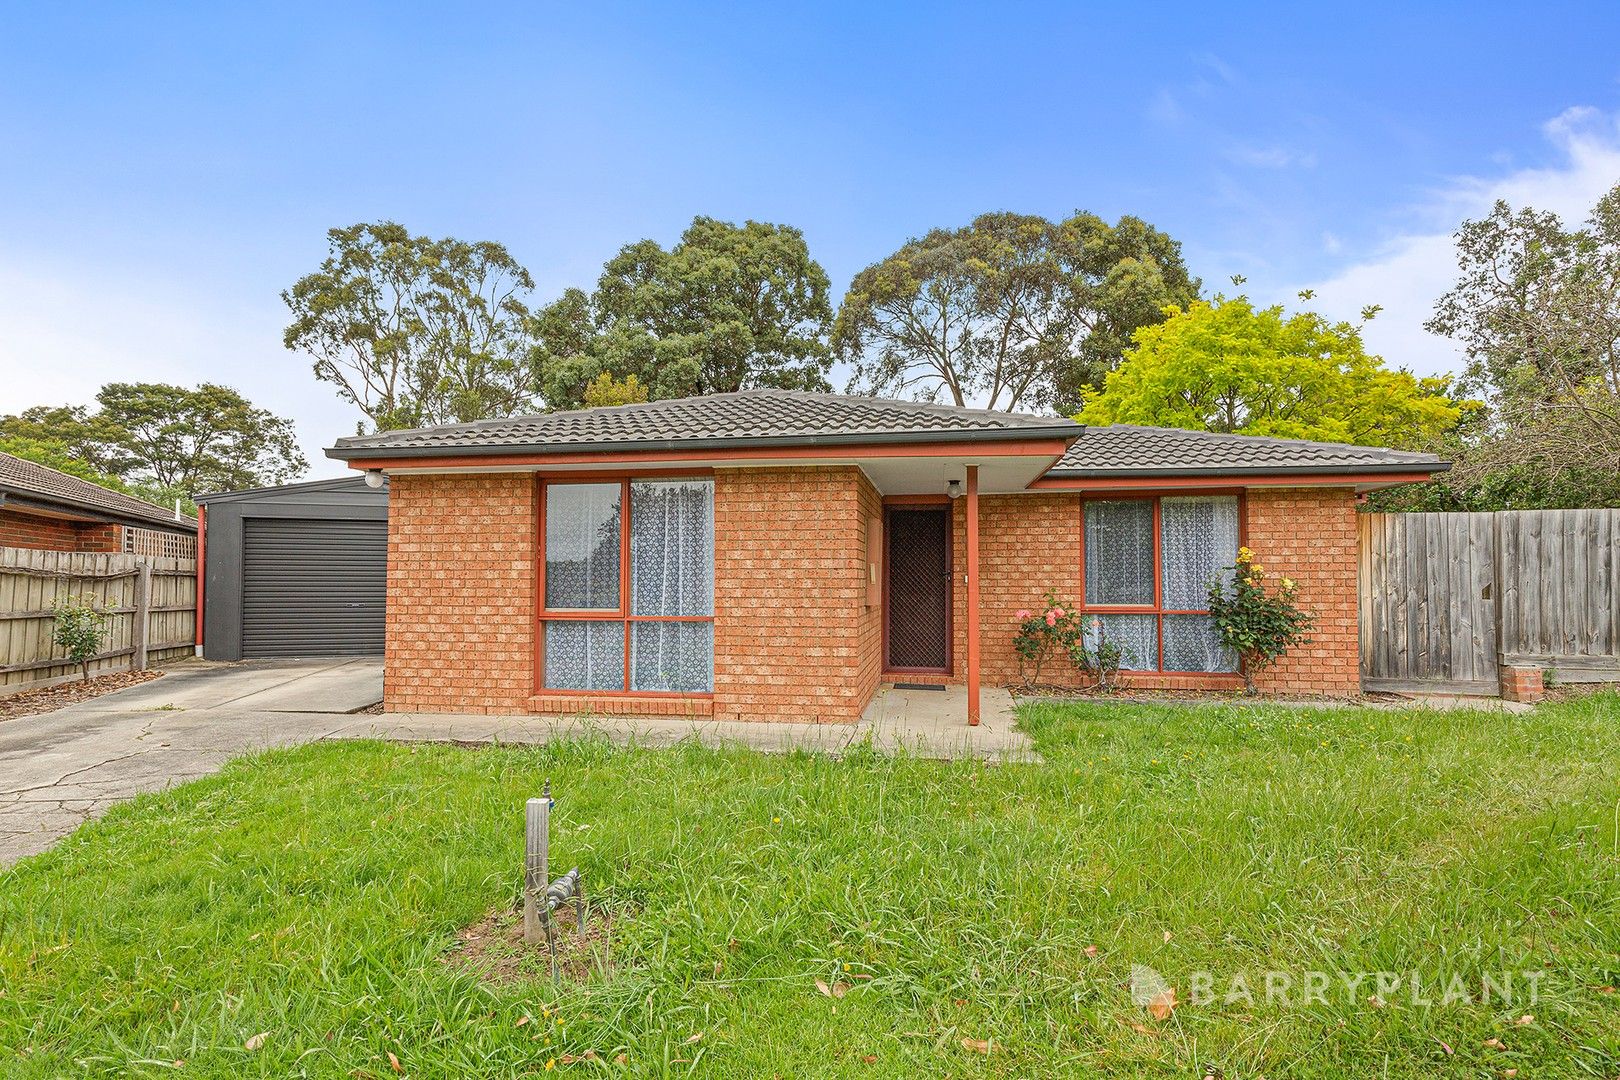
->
xmin=1016 ymin=609 xmax=1031 ymax=621
xmin=1045 ymin=611 xmax=1058 ymax=627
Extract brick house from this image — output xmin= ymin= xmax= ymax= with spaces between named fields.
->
xmin=0 ymin=453 xmax=197 ymax=557
xmin=326 ymin=390 xmax=1446 ymax=723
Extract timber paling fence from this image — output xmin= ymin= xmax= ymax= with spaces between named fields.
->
xmin=0 ymin=546 xmax=196 ymax=694
xmin=1359 ymin=510 xmax=1620 ymax=694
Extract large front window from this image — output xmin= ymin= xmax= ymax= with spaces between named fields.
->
xmin=1080 ymin=495 xmax=1240 ymax=673
xmin=541 ymin=478 xmax=714 ymax=693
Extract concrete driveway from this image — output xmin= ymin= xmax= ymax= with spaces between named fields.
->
xmin=0 ymin=658 xmax=382 ymax=865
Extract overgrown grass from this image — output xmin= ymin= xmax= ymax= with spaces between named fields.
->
xmin=1 ymin=695 xmax=1617 ymax=1077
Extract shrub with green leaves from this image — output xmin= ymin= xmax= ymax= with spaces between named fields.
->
xmin=1070 ymin=615 xmax=1130 ymax=693
xmin=1207 ymin=546 xmax=1314 ymax=694
xmin=52 ymin=594 xmax=110 ymax=682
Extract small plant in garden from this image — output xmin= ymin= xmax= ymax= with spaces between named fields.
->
xmin=1207 ymin=547 xmax=1313 ymax=694
xmin=1012 ymin=590 xmax=1082 ymax=685
xmin=52 ymin=594 xmax=110 ymax=683
xmin=1071 ymin=615 xmax=1129 ymax=694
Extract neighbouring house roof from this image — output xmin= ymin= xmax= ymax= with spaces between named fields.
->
xmin=327 ymin=389 xmax=1083 ymax=460
xmin=0 ymin=452 xmax=197 ymax=532
xmin=1048 ymin=424 xmax=1449 ymax=478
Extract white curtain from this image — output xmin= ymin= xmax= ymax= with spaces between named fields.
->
xmin=1085 ymin=500 xmax=1155 ymax=605
xmin=545 ymin=483 xmax=621 ymax=609
xmin=630 ymin=480 xmax=714 ymax=691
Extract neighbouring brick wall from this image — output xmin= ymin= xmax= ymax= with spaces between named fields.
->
xmin=0 ymin=509 xmax=121 ymax=552
xmin=1243 ymin=488 xmax=1360 ymax=696
xmin=385 ymin=473 xmax=536 ymax=714
xmin=713 ymin=466 xmax=873 ymax=723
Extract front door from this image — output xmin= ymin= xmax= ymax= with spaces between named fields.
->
xmin=884 ymin=506 xmax=952 ymax=673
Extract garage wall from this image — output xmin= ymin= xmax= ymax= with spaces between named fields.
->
xmin=197 ymin=477 xmax=388 ymax=661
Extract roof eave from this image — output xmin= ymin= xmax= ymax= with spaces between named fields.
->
xmin=326 ymin=424 xmax=1086 ymax=463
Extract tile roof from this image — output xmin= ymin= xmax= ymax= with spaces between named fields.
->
xmin=0 ymin=453 xmax=197 ymax=531
xmin=1050 ymin=424 xmax=1449 ymax=477
xmin=328 ymin=389 xmax=1083 ymax=459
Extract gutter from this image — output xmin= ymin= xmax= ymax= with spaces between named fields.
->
xmin=1041 ymin=459 xmax=1451 ymax=480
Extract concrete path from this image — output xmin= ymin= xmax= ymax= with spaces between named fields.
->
xmin=0 ymin=664 xmax=1032 ymax=866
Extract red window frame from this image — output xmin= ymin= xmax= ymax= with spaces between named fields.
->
xmin=535 ymin=473 xmax=714 ymax=698
xmin=1076 ymin=491 xmax=1246 ymax=674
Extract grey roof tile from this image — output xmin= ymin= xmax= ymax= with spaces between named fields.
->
xmin=1051 ymin=424 xmax=1448 ymax=476
xmin=329 ymin=389 xmax=1082 ymax=458
xmin=0 ymin=453 xmax=197 ymax=530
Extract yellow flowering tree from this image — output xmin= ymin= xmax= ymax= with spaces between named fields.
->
xmin=1206 ymin=547 xmax=1313 ymax=694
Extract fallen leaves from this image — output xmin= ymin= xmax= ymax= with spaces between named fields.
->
xmin=387 ymin=1051 xmax=403 ymax=1074
xmin=243 ymin=1032 xmax=270 ymax=1052
xmin=960 ymin=1037 xmax=992 ymax=1054
xmin=815 ymin=978 xmax=850 ymax=999
xmin=1146 ymin=988 xmax=1178 ymax=1022
xmin=1083 ymin=944 xmax=1099 ymax=959
xmin=1483 ymin=1037 xmax=1506 ymax=1050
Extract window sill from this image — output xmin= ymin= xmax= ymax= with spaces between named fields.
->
xmin=529 ymin=692 xmax=714 ymax=717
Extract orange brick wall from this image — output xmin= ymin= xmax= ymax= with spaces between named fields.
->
xmin=381 ymin=472 xmax=1363 ymax=715
xmin=962 ymin=488 xmax=1359 ymax=696
xmin=712 ymin=466 xmax=876 ymax=723
xmin=0 ymin=509 xmax=121 ymax=552
xmin=1243 ymin=488 xmax=1360 ymax=696
xmin=384 ymin=473 xmax=536 ymax=714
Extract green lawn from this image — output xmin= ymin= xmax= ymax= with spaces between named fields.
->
xmin=2 ymin=696 xmax=1617 ymax=1078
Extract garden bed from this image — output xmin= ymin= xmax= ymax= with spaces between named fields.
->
xmin=0 ymin=669 xmax=163 ymax=722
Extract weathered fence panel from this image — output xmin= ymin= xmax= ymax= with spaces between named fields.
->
xmin=1360 ymin=509 xmax=1620 ymax=691
xmin=1495 ymin=509 xmax=1620 ymax=680
xmin=0 ymin=547 xmax=196 ymax=694
xmin=1359 ymin=512 xmax=1498 ymax=694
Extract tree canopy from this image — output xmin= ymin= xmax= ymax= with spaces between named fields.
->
xmin=1078 ymin=296 xmax=1467 ymax=449
xmin=835 ymin=211 xmax=1198 ymax=413
xmin=1420 ymin=181 xmax=1620 ymax=505
xmin=0 ymin=383 xmax=306 ymax=508
xmin=532 ymin=217 xmax=834 ymax=410
xmin=282 ymin=222 xmax=538 ymax=431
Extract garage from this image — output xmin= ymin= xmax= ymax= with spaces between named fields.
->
xmin=196 ymin=476 xmax=388 ymax=661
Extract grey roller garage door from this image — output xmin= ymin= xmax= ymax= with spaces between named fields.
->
xmin=241 ymin=517 xmax=387 ymax=657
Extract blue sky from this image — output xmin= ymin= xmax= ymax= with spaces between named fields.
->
xmin=3 ymin=2 xmax=1619 ymax=479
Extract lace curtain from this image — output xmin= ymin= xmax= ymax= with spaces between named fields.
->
xmin=630 ymin=481 xmax=714 ymax=691
xmin=542 ymin=479 xmax=715 ymax=693
xmin=545 ymin=483 xmax=621 ymax=609
xmin=1081 ymin=495 xmax=1239 ymax=673
xmin=1160 ymin=496 xmax=1239 ymax=673
xmin=1084 ymin=500 xmax=1155 ymax=604
xmin=544 ymin=621 xmax=624 ymax=691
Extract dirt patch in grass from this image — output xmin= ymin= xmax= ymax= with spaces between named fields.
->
xmin=443 ymin=903 xmax=622 ymax=986
xmin=0 ymin=669 xmax=163 ymax=722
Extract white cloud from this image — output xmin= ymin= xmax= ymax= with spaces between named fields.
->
xmin=0 ymin=253 xmax=356 ymax=483
xmin=1303 ymin=106 xmax=1620 ymax=379
xmin=1224 ymin=144 xmax=1317 ymax=169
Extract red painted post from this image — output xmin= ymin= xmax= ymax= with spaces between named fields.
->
xmin=965 ymin=465 xmax=980 ymax=726
xmin=194 ymin=503 xmax=206 ymax=656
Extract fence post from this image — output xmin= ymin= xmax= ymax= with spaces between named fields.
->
xmin=132 ymin=561 xmax=152 ymax=671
